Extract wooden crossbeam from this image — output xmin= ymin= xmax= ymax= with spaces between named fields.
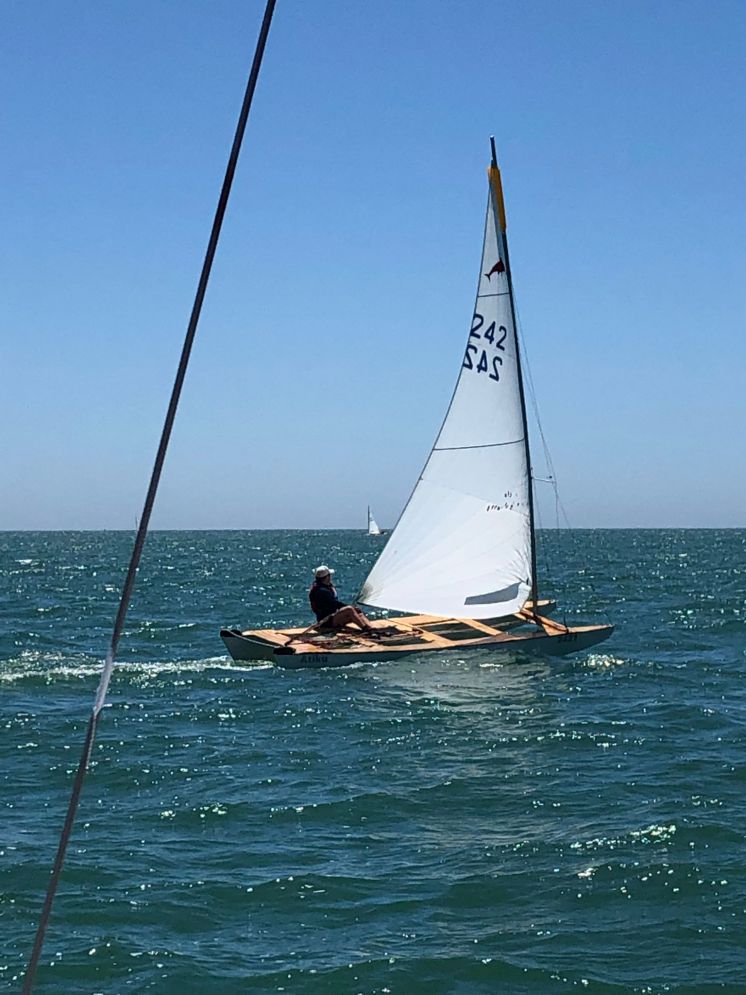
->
xmin=516 ymin=609 xmax=568 ymax=634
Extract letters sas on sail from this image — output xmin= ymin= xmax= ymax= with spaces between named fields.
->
xmin=463 ymin=311 xmax=507 ymax=381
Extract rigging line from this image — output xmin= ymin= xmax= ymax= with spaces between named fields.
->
xmin=508 ymin=284 xmax=611 ymax=630
xmin=511 ymin=302 xmax=557 ymax=480
xmin=511 ymin=301 xmax=565 ymax=577
xmin=553 ymin=475 xmax=561 ymax=583
xmin=533 ymin=479 xmax=549 ymax=590
xmin=21 ymin=3 xmax=277 ymax=991
xmin=533 ymin=473 xmax=560 ymax=587
xmin=514 ymin=300 xmax=573 ymax=600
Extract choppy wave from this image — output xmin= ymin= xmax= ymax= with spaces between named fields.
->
xmin=2 ymin=529 xmax=745 ymax=992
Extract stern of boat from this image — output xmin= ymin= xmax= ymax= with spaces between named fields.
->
xmin=220 ymin=628 xmax=277 ymax=662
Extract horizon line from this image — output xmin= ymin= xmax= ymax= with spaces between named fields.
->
xmin=1 ymin=526 xmax=744 ymax=533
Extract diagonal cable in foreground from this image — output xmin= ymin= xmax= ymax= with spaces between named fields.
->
xmin=21 ymin=2 xmax=277 ymax=990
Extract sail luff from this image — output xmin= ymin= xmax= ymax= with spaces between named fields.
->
xmin=487 ymin=153 xmax=539 ymax=609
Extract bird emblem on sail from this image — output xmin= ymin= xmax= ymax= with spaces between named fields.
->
xmin=484 ymin=260 xmax=505 ymax=280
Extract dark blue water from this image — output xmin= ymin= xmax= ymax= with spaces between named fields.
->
xmin=1 ymin=530 xmax=744 ymax=993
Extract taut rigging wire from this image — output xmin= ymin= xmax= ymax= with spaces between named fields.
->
xmin=21 ymin=2 xmax=277 ymax=990
xmin=514 ymin=306 xmax=612 ymax=627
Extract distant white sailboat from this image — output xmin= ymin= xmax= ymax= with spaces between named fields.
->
xmin=221 ymin=142 xmax=612 ymax=667
xmin=367 ymin=506 xmax=383 ymax=536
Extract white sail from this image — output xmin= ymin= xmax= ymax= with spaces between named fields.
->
xmin=359 ymin=165 xmax=532 ymax=619
xmin=367 ymin=507 xmax=382 ymax=536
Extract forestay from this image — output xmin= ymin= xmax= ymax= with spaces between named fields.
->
xmin=359 ymin=167 xmax=532 ymax=619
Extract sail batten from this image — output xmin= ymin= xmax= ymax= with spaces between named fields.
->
xmin=359 ymin=157 xmax=534 ymax=620
xmin=433 ymin=438 xmax=524 ymax=452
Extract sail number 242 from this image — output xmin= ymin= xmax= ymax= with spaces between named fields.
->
xmin=463 ymin=313 xmax=506 ymax=380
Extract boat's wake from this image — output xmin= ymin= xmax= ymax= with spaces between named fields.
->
xmin=0 ymin=650 xmax=272 ymax=686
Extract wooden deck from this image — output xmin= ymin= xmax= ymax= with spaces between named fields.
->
xmin=220 ymin=600 xmax=613 ymax=668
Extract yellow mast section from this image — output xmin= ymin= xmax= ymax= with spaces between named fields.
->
xmin=488 ymin=162 xmax=508 ymax=233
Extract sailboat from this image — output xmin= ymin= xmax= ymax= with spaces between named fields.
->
xmin=221 ymin=142 xmax=612 ymax=668
xmin=367 ymin=506 xmax=383 ymax=536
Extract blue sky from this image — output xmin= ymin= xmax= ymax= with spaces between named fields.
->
xmin=2 ymin=0 xmax=744 ymax=529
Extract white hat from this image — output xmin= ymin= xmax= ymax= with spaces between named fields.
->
xmin=314 ymin=564 xmax=335 ymax=579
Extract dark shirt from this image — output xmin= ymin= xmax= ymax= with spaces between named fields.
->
xmin=309 ymin=581 xmax=346 ymax=622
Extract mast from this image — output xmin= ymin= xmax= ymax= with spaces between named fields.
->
xmin=487 ymin=137 xmax=539 ymax=610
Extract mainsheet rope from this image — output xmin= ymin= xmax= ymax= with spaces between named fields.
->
xmin=21 ymin=2 xmax=277 ymax=990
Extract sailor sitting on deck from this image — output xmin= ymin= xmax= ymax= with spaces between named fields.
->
xmin=309 ymin=565 xmax=378 ymax=637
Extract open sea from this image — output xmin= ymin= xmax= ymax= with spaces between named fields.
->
xmin=1 ymin=528 xmax=744 ymax=994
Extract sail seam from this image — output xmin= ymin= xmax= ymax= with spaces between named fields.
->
xmin=476 ymin=291 xmax=510 ymax=298
xmin=433 ymin=438 xmax=524 ymax=452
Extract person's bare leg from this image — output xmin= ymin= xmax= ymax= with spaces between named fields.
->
xmin=352 ymin=607 xmax=373 ymax=631
xmin=331 ymin=606 xmax=373 ymax=633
